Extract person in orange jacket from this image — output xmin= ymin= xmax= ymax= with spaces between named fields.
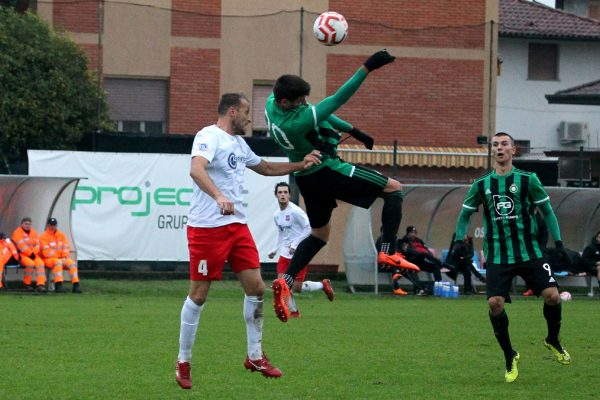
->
xmin=0 ymin=232 xmax=20 ymax=290
xmin=39 ymin=217 xmax=82 ymax=293
xmin=11 ymin=217 xmax=47 ymax=292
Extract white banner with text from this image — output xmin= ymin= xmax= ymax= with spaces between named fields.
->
xmin=28 ymin=150 xmax=286 ymax=261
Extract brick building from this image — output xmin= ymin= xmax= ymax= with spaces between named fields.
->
xmin=35 ymin=0 xmax=500 ymax=182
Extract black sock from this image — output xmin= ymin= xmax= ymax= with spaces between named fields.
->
xmin=380 ymin=242 xmax=391 ymax=254
xmin=381 ymin=191 xmax=403 ymax=254
xmin=284 ymin=235 xmax=326 ymax=287
xmin=489 ymin=310 xmax=514 ymax=365
xmin=543 ymin=302 xmax=562 ymax=348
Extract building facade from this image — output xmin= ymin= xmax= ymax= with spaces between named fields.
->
xmin=33 ymin=0 xmax=499 ymax=182
xmin=498 ymin=0 xmax=600 ymax=187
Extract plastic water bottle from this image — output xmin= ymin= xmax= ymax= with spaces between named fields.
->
xmin=437 ymin=281 xmax=445 ymax=297
xmin=442 ymin=283 xmax=450 ymax=298
xmin=451 ymin=285 xmax=459 ymax=298
xmin=434 ymin=281 xmax=440 ymax=296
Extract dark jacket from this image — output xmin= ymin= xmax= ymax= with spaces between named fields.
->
xmin=545 ymin=246 xmax=582 ymax=273
xmin=400 ymin=235 xmax=432 ymax=259
xmin=581 ymin=232 xmax=600 ymax=272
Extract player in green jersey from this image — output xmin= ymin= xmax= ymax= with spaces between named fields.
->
xmin=266 ymin=50 xmax=419 ymax=322
xmin=453 ymin=132 xmax=571 ymax=383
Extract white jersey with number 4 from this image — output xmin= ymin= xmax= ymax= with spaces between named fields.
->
xmin=187 ymin=124 xmax=261 ymax=228
xmin=271 ymin=202 xmax=311 ymax=259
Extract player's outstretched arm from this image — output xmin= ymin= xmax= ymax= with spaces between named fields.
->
xmin=363 ymin=49 xmax=396 ymax=72
xmin=249 ymin=150 xmax=321 ymax=176
xmin=313 ymin=49 xmax=396 ymax=123
xmin=327 ymin=114 xmax=352 ymax=132
xmin=326 ymin=115 xmax=374 ymax=150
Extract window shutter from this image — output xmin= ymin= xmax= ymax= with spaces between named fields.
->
xmin=104 ymin=78 xmax=168 ymax=122
xmin=252 ymin=84 xmax=273 ymax=131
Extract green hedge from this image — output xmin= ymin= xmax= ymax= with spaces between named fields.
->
xmin=0 ymin=7 xmax=109 ymax=162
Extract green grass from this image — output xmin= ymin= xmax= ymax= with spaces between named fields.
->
xmin=0 ymin=280 xmax=598 ymax=399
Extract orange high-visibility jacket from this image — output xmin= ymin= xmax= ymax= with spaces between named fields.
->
xmin=11 ymin=227 xmax=41 ymax=258
xmin=1 ymin=238 xmax=19 ymax=263
xmin=39 ymin=229 xmax=71 ymax=259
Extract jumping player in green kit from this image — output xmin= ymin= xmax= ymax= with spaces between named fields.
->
xmin=265 ymin=49 xmax=419 ymax=322
xmin=453 ymin=132 xmax=571 ymax=383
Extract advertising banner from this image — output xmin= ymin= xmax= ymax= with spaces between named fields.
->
xmin=28 ymin=150 xmax=286 ymax=261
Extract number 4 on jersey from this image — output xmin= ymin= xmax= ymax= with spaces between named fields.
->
xmin=197 ymin=259 xmax=208 ymax=276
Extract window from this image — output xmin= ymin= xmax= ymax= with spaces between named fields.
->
xmin=104 ymin=78 xmax=168 ymax=134
xmin=252 ymin=82 xmax=273 ymax=136
xmin=117 ymin=121 xmax=166 ymax=134
xmin=560 ymin=158 xmax=591 ymax=180
xmin=528 ymin=43 xmax=558 ymax=81
xmin=514 ymin=140 xmax=530 ymax=156
xmin=590 ymin=2 xmax=600 ymax=20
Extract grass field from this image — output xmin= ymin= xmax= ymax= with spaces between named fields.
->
xmin=1 ymin=279 xmax=598 ymax=400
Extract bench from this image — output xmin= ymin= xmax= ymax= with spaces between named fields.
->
xmin=1 ymin=261 xmax=23 ymax=288
xmin=440 ymin=249 xmax=595 ymax=297
xmin=1 ymin=262 xmax=69 ymax=291
xmin=555 ymin=272 xmax=594 ymax=296
xmin=511 ymin=272 xmax=594 ymax=296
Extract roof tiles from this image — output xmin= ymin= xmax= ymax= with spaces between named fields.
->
xmin=500 ymin=0 xmax=600 ymax=40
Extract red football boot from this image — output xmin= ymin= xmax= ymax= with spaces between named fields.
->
xmin=272 ymin=278 xmax=290 ymax=322
xmin=321 ymin=279 xmax=334 ymax=301
xmin=175 ymin=361 xmax=192 ymax=389
xmin=244 ymin=353 xmax=283 ymax=378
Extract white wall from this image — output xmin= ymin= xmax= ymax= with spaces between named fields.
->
xmin=496 ymin=38 xmax=600 ymax=152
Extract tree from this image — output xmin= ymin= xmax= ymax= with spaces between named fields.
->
xmin=0 ymin=7 xmax=109 ymax=165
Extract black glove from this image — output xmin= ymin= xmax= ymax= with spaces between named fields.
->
xmin=349 ymin=127 xmax=374 ymax=150
xmin=363 ymin=49 xmax=396 ymax=72
xmin=451 ymin=240 xmax=469 ymax=260
xmin=554 ymin=240 xmax=570 ymax=267
xmin=306 ymin=129 xmax=336 ymax=158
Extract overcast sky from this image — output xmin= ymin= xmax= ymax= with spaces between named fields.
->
xmin=533 ymin=0 xmax=555 ymax=7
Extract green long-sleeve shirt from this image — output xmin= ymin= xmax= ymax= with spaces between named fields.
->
xmin=265 ymin=68 xmax=367 ymax=175
xmin=455 ymin=167 xmax=562 ymax=265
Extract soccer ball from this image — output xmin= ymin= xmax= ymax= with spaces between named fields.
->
xmin=560 ymin=291 xmax=572 ymax=301
xmin=313 ymin=11 xmax=348 ymax=46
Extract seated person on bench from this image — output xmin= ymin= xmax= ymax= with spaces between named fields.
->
xmin=581 ymin=231 xmax=600 ymax=289
xmin=400 ymin=226 xmax=457 ymax=282
xmin=446 ymin=234 xmax=486 ymax=295
xmin=0 ymin=232 xmax=20 ymax=290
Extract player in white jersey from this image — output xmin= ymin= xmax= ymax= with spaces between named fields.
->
xmin=268 ymin=182 xmax=334 ymax=318
xmin=175 ymin=93 xmax=321 ymax=389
